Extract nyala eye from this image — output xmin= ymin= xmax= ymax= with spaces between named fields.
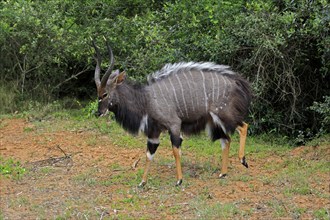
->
xmin=102 ymin=93 xmax=107 ymax=99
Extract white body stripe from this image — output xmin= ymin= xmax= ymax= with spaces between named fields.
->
xmin=189 ymin=71 xmax=199 ymax=109
xmin=210 ymin=72 xmax=215 ymax=102
xmin=175 ymin=74 xmax=189 ymax=117
xmin=215 ymin=73 xmax=221 ymax=101
xmin=162 ymin=78 xmax=171 ymax=102
xmin=151 ymin=87 xmax=160 ymax=107
xmin=156 ymin=82 xmax=170 ymax=107
xmin=222 ymin=75 xmax=228 ymax=98
xmin=200 ymin=71 xmax=208 ymax=111
xmin=168 ymin=77 xmax=184 ymax=116
xmin=182 ymin=72 xmax=195 ymax=113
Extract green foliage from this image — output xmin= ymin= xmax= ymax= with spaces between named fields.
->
xmin=0 ymin=81 xmax=19 ymax=113
xmin=82 ymin=99 xmax=98 ymax=118
xmin=0 ymin=157 xmax=26 ymax=179
xmin=0 ymin=0 xmax=329 ymax=141
xmin=314 ymin=208 xmax=330 ymax=220
xmin=309 ymin=96 xmax=330 ymax=134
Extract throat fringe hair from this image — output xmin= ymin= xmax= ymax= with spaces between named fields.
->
xmin=113 ymin=82 xmax=148 ymax=135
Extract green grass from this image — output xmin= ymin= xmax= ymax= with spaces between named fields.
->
xmin=314 ymin=208 xmax=330 ymax=220
xmin=266 ymin=199 xmax=287 ymax=218
xmin=194 ymin=202 xmax=244 ymax=219
xmin=1 ymin=106 xmax=329 ymax=219
xmin=0 ymin=157 xmax=26 ymax=179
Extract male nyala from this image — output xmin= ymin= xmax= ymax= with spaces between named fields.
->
xmin=92 ymin=41 xmax=252 ymax=186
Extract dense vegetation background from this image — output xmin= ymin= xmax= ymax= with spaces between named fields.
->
xmin=0 ymin=0 xmax=329 ymax=143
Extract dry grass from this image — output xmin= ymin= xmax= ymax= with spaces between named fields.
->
xmin=0 ymin=115 xmax=329 ymax=219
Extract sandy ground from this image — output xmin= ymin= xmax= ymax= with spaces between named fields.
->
xmin=0 ymin=118 xmax=329 ymax=219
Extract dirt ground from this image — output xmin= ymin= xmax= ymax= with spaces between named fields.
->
xmin=0 ymin=118 xmax=329 ymax=219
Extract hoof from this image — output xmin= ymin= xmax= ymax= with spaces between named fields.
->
xmin=138 ymin=181 xmax=146 ymax=188
xmin=241 ymin=156 xmax=249 ymax=168
xmin=175 ymin=179 xmax=183 ymax=186
xmin=219 ymin=173 xmax=227 ymax=179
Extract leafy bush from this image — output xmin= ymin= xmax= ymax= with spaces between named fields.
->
xmin=0 ymin=82 xmax=19 ymax=113
xmin=82 ymin=99 xmax=98 ymax=118
xmin=0 ymin=0 xmax=329 ymax=141
xmin=309 ymin=96 xmax=330 ymax=134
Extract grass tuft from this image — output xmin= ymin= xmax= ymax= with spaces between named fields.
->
xmin=0 ymin=157 xmax=26 ymax=179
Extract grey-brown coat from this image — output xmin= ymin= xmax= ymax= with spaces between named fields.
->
xmin=93 ymin=43 xmax=252 ymax=186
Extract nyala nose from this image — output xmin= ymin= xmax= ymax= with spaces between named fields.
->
xmin=96 ymin=111 xmax=102 ymax=117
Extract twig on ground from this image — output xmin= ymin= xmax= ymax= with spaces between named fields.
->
xmin=56 ymin=145 xmax=68 ymax=157
xmin=132 ymin=158 xmax=141 ymax=169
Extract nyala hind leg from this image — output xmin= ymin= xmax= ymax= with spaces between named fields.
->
xmin=209 ymin=125 xmax=231 ymax=178
xmin=236 ymin=122 xmax=249 ymax=168
xmin=219 ymin=137 xmax=231 ymax=178
xmin=139 ymin=130 xmax=161 ymax=187
xmin=170 ymin=132 xmax=183 ymax=186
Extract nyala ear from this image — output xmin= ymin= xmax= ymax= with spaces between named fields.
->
xmin=107 ymin=69 xmax=120 ymax=86
xmin=115 ymin=71 xmax=126 ymax=85
xmin=109 ymin=69 xmax=120 ymax=80
xmin=107 ymin=70 xmax=126 ymax=87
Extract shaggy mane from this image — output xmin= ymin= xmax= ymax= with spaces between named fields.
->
xmin=147 ymin=62 xmax=235 ymax=83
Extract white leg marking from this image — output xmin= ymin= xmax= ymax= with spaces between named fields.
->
xmin=220 ymin=138 xmax=228 ymax=150
xmin=210 ymin=112 xmax=227 ymax=134
xmin=139 ymin=115 xmax=148 ymax=133
xmin=146 ymin=151 xmax=155 ymax=161
xmin=205 ymin=122 xmax=212 ymax=138
xmin=148 ymin=138 xmax=160 ymax=145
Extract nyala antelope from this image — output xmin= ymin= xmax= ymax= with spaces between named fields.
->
xmin=92 ymin=41 xmax=252 ymax=186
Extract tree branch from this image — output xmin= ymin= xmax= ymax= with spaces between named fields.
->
xmin=52 ymin=67 xmax=90 ymax=91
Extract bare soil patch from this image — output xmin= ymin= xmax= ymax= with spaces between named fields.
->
xmin=0 ymin=118 xmax=329 ymax=219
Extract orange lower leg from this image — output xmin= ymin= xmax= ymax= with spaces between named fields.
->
xmin=140 ymin=156 xmax=151 ymax=187
xmin=220 ymin=138 xmax=231 ymax=178
xmin=172 ymin=147 xmax=183 ymax=185
xmin=237 ymin=122 xmax=248 ymax=168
